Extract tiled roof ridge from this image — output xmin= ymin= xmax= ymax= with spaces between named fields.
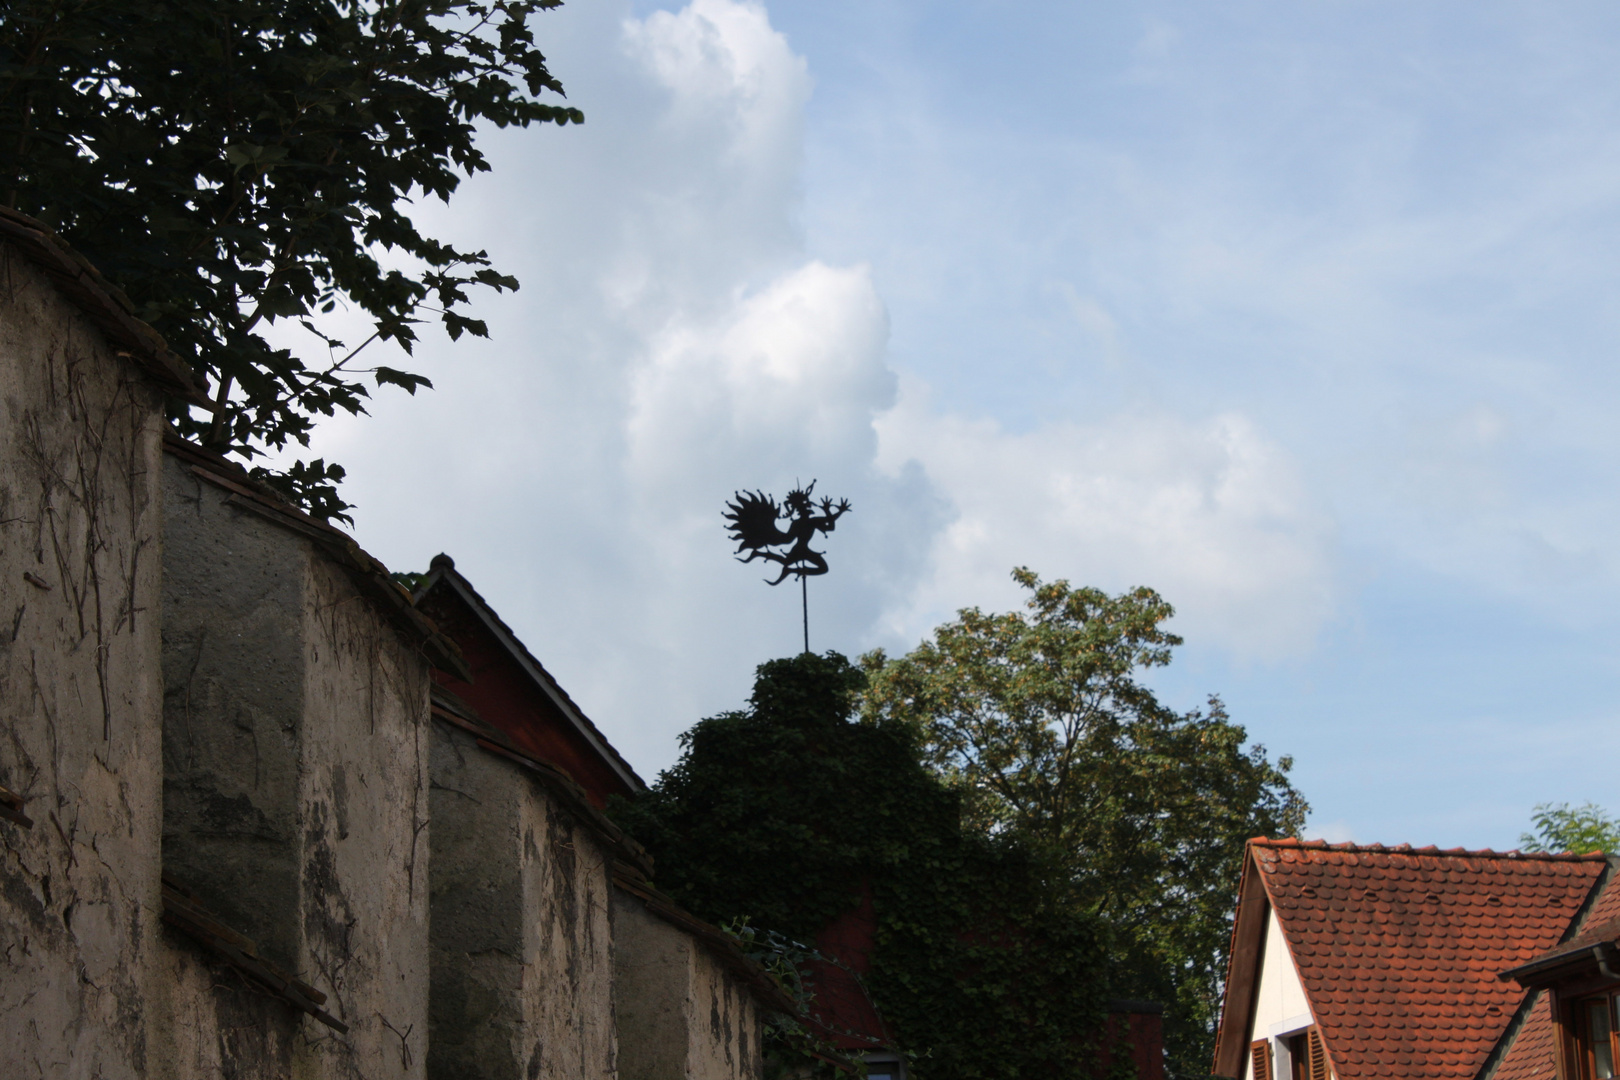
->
xmin=1250 ymin=836 xmax=1608 ymax=862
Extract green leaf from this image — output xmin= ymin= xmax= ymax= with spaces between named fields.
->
xmin=374 ymin=366 xmax=434 ymax=395
xmin=3 ymin=0 xmax=580 ymax=516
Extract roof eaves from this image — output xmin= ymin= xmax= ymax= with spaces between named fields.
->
xmin=1212 ymin=842 xmax=1275 ymax=1079
xmin=418 ymin=554 xmax=646 ymax=794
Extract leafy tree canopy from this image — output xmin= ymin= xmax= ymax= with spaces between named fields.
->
xmin=1521 ymin=801 xmax=1620 ymax=855
xmin=860 ymin=568 xmax=1308 ymax=1080
xmin=2 ymin=0 xmax=580 ymax=520
xmin=611 ymin=652 xmax=1116 ymax=1080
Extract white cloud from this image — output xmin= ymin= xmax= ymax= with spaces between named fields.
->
xmin=288 ymin=0 xmax=1340 ymax=775
xmin=875 ymin=383 xmax=1336 ymax=659
xmin=627 ymin=260 xmax=893 ymax=482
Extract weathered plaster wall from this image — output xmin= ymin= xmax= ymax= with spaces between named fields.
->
xmin=614 ymin=894 xmax=688 ymax=1080
xmin=614 ymin=889 xmax=764 ymax=1080
xmin=159 ymin=455 xmax=305 ymax=968
xmin=428 ymin=718 xmax=618 ymax=1080
xmin=0 ymin=243 xmax=167 ymax=1076
xmin=155 ymin=453 xmax=432 ymax=1076
xmin=688 ymin=936 xmax=763 ymax=1080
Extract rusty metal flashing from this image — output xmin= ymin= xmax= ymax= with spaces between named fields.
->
xmin=610 ymin=871 xmax=800 ymax=1017
xmin=0 ymin=782 xmax=32 ymax=828
xmin=416 ymin=554 xmax=646 ymax=794
xmin=161 ymin=876 xmax=347 ymax=1032
xmin=0 ymin=208 xmax=210 ymax=407
xmin=163 ymin=432 xmax=471 ymax=681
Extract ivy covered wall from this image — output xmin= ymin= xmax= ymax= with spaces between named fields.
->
xmin=611 ymin=653 xmax=1116 ymax=1080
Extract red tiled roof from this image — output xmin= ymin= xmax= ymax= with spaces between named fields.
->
xmin=1492 ymin=873 xmax=1620 ymax=1080
xmin=1490 ymin=991 xmax=1555 ymax=1080
xmin=1504 ymin=867 xmax=1620 ymax=983
xmin=1581 ymin=870 xmax=1620 ymax=928
xmin=1251 ymin=838 xmax=1607 ymax=1080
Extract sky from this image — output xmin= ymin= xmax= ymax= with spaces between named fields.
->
xmin=278 ymin=0 xmax=1620 ymax=849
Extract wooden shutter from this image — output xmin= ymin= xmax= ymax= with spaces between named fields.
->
xmin=1307 ymin=1026 xmax=1330 ymax=1080
xmin=1251 ymin=1040 xmax=1272 ymax=1080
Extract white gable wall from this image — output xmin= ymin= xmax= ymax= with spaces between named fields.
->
xmin=1242 ymin=908 xmax=1316 ymax=1080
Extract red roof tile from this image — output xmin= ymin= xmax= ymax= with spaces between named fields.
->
xmin=1503 ymin=865 xmax=1620 ymax=985
xmin=1490 ymin=991 xmax=1555 ymax=1080
xmin=1250 ymin=839 xmax=1607 ymax=1080
xmin=1495 ymin=873 xmax=1620 ymax=1080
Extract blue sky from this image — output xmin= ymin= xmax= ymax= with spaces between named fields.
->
xmin=287 ymin=1 xmax=1620 ymax=848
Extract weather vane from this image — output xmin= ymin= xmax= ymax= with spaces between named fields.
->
xmin=724 ymin=481 xmax=852 ymax=654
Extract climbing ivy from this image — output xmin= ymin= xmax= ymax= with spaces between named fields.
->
xmin=610 ymin=652 xmax=1117 ymax=1080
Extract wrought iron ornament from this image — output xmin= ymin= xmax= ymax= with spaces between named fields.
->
xmin=724 ymin=481 xmax=851 ymax=653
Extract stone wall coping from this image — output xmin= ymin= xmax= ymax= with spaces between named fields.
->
xmin=160 ymin=876 xmax=348 ymax=1032
xmin=0 ymin=207 xmax=210 ymax=406
xmin=612 ymin=872 xmax=800 ymax=1017
xmin=429 ymin=700 xmax=654 ymax=879
xmin=163 ymin=431 xmax=472 ymax=681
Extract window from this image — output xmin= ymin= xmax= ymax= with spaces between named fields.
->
xmin=1580 ymin=995 xmax=1620 ymax=1080
xmin=865 ymin=1054 xmax=904 ymax=1080
xmin=1271 ymin=1026 xmax=1329 ymax=1080
xmin=1287 ymin=1032 xmax=1309 ymax=1080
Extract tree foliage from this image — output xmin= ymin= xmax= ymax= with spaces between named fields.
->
xmin=1521 ymin=802 xmax=1620 ymax=855
xmin=611 ymin=652 xmax=1116 ymax=1080
xmin=860 ymin=568 xmax=1308 ymax=1080
xmin=1 ymin=0 xmax=580 ymax=519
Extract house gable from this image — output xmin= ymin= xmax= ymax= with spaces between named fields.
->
xmin=415 ymin=554 xmax=644 ymax=808
xmin=1243 ymin=909 xmax=1317 ymax=1080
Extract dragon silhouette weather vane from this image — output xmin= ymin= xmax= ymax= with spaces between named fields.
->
xmin=724 ymin=481 xmax=852 ymax=653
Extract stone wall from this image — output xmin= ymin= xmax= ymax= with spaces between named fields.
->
xmin=428 ymin=717 xmax=619 ymax=1080
xmin=0 ymin=213 xmax=782 ymax=1080
xmin=614 ymin=888 xmax=765 ymax=1080
xmin=154 ymin=451 xmax=433 ymax=1076
xmin=0 ymin=241 xmax=167 ymax=1076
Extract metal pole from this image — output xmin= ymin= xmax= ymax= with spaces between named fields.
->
xmin=801 ymin=573 xmax=809 ymax=654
